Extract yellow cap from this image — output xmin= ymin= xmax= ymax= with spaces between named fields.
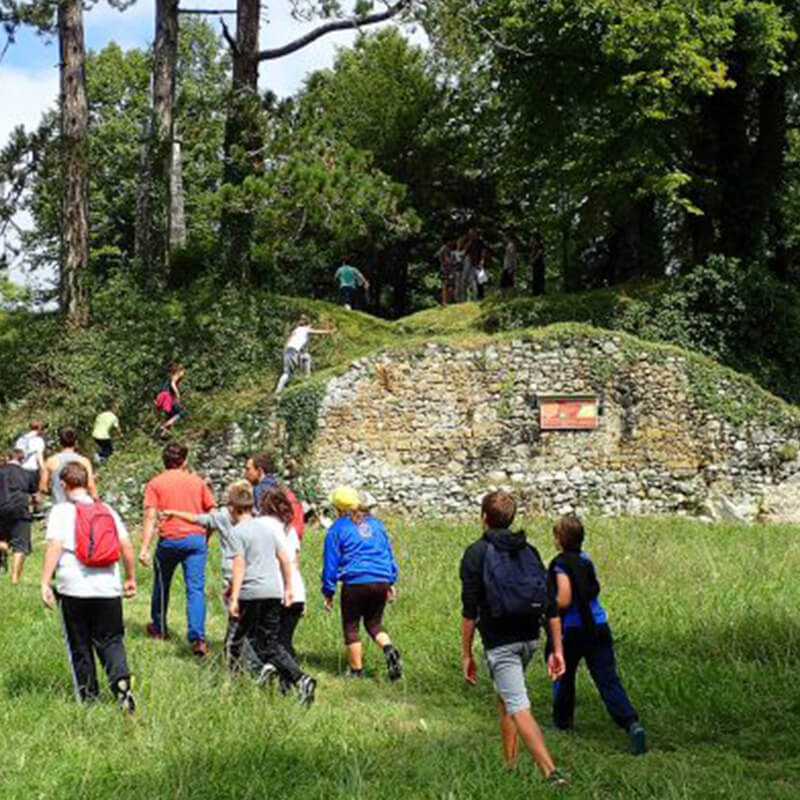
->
xmin=329 ymin=485 xmax=361 ymax=511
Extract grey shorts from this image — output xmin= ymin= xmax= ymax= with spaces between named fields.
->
xmin=283 ymin=348 xmax=311 ymax=375
xmin=484 ymin=639 xmax=538 ymax=715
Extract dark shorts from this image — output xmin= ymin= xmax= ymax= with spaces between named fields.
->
xmin=0 ymin=513 xmax=32 ymax=554
xmin=340 ymin=582 xmax=390 ymax=645
xmin=94 ymin=438 xmax=114 ymax=459
xmin=500 ymin=270 xmax=515 ymax=289
xmin=339 ymin=286 xmax=355 ymax=306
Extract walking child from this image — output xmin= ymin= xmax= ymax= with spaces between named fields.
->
xmin=40 ymin=462 xmax=136 ymax=711
xmin=321 ymin=486 xmax=402 ymax=681
xmin=275 ymin=315 xmax=333 ymax=395
xmin=227 ymin=483 xmax=317 ymax=705
xmin=549 ymin=515 xmax=646 ymax=754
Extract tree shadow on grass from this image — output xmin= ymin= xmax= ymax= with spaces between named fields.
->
xmin=2 ymin=668 xmax=71 ymax=700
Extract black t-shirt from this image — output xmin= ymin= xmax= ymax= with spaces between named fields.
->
xmin=460 ymin=530 xmax=557 ymax=650
xmin=0 ymin=463 xmax=37 ymax=518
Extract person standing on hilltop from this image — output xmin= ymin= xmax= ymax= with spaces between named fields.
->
xmin=139 ymin=442 xmax=216 ymax=657
xmin=274 ymin=314 xmax=334 ymax=395
xmin=335 ymin=258 xmax=369 ymax=310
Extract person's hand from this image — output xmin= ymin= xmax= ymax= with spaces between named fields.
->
xmin=138 ymin=548 xmax=152 ymax=568
xmin=323 ymin=595 xmax=333 ymax=612
xmin=387 ymin=586 xmax=397 ymax=603
xmin=229 ymin=598 xmax=239 ymax=619
xmin=283 ymin=589 xmax=294 ymax=608
xmin=41 ymin=583 xmax=55 ymax=610
xmin=547 ymin=651 xmax=566 ymax=681
xmin=462 ymin=653 xmax=477 ymax=684
xmin=123 ymin=579 xmax=137 ymax=599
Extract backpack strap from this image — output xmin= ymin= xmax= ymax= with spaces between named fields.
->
xmin=549 ymin=553 xmax=600 ymax=639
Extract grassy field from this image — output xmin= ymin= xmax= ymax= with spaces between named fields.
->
xmin=1 ymin=516 xmax=799 ymax=799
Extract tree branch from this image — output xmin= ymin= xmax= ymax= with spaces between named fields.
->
xmin=257 ymin=0 xmax=410 ymax=62
xmin=219 ymin=15 xmax=238 ymax=55
xmin=179 ymin=8 xmax=236 ymax=14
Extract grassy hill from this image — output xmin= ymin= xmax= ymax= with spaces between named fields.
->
xmin=1 ymin=516 xmax=799 ymax=799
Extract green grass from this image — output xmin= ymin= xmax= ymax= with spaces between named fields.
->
xmin=1 ymin=517 xmax=799 ymax=798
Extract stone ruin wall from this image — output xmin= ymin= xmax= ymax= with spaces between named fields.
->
xmin=309 ymin=335 xmax=800 ymax=521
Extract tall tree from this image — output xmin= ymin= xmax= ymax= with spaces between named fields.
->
xmin=58 ymin=0 xmax=89 ymax=325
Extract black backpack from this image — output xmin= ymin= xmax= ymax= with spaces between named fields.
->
xmin=483 ymin=538 xmax=550 ymax=619
xmin=0 ymin=466 xmax=23 ymax=515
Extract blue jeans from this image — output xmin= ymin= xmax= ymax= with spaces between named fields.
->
xmin=151 ymin=535 xmax=208 ymax=643
xmin=552 ymin=623 xmax=638 ymax=730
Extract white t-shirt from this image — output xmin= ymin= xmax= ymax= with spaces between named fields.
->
xmin=46 ymin=495 xmax=130 ymax=598
xmin=15 ymin=432 xmax=45 ymax=472
xmin=285 ymin=325 xmax=311 ymax=353
xmin=284 ymin=526 xmax=306 ymax=604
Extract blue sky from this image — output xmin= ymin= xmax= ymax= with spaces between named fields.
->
xmin=0 ymin=1 xmax=419 ymax=288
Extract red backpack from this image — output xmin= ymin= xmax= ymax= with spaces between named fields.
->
xmin=155 ymin=390 xmax=173 ymax=415
xmin=75 ymin=500 xmax=120 ymax=567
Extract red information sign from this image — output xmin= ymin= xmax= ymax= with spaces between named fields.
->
xmin=539 ymin=394 xmax=599 ymax=430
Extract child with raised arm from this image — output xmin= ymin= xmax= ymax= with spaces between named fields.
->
xmin=227 ymin=483 xmax=317 ymax=705
xmin=549 ymin=515 xmax=645 ymax=754
xmin=275 ymin=315 xmax=333 ymax=394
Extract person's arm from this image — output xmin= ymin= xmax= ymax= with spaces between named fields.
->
xmin=355 ymin=268 xmax=370 ymax=288
xmin=162 ymin=509 xmax=201 ymax=524
xmin=138 ymin=506 xmax=158 ymax=567
xmin=277 ymin=548 xmax=294 ymax=608
xmin=40 ymin=540 xmax=63 ymax=609
xmin=84 ymin=458 xmax=98 ymax=500
xmin=546 ymin=616 xmax=566 ymax=680
xmin=555 ymin=572 xmax=572 ymax=611
xmin=230 ymin=554 xmax=245 ymax=618
xmin=39 ymin=457 xmax=51 ymax=494
xmin=36 ymin=445 xmax=45 ymax=474
xmin=119 ymin=538 xmax=137 ymax=599
xmin=461 ymin=617 xmax=478 ymax=684
xmin=321 ymin=525 xmax=340 ymax=604
xmin=309 ymin=327 xmax=334 ymax=335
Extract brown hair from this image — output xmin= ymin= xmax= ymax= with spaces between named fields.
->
xmin=259 ymin=486 xmax=294 ymax=529
xmin=553 ymin=516 xmax=585 ymax=552
xmin=29 ymin=420 xmax=44 ymax=432
xmin=61 ymin=462 xmax=89 ymax=489
xmin=251 ymin=452 xmax=274 ymax=475
xmin=162 ymin=442 xmax=188 ymax=469
xmin=59 ymin=427 xmax=78 ymax=448
xmin=226 ymin=482 xmax=254 ymax=513
xmin=481 ymin=491 xmax=516 ymax=529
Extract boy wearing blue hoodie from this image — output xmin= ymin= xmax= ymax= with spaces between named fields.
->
xmin=321 ymin=486 xmax=401 ymax=680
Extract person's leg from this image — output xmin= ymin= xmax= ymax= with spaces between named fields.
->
xmin=584 ymin=625 xmax=639 ymax=730
xmin=341 ymin=584 xmax=364 ymax=672
xmin=180 ymin=534 xmax=208 ymax=645
xmin=300 ymin=352 xmax=312 ymax=378
xmin=362 ymin=583 xmax=402 ymax=680
xmin=150 ymin=538 xmax=179 ymax=636
xmin=486 ymin=641 xmax=559 ymax=779
xmin=0 ymin=539 xmax=8 ymax=573
xmin=58 ymin=595 xmax=100 ymax=702
xmin=496 ymin=695 xmax=519 ymax=767
xmin=278 ymin=602 xmax=304 ymax=660
xmin=9 ymin=516 xmax=31 ymax=585
xmin=90 ymin=597 xmax=134 ymax=709
xmin=552 ymin=629 xmax=582 ymax=729
xmin=254 ymin=599 xmax=304 ymax=685
xmin=227 ymin=599 xmax=261 ymax=673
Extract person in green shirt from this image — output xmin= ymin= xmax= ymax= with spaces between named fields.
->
xmin=334 ymin=259 xmax=369 ymax=309
xmin=92 ymin=404 xmax=121 ymax=464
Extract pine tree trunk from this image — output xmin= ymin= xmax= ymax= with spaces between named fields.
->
xmin=220 ymin=0 xmax=262 ymax=284
xmin=59 ymin=0 xmax=89 ymax=327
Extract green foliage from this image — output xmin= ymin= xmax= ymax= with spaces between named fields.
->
xmin=1 ymin=518 xmax=800 ymax=798
xmin=480 ymin=258 xmax=800 ymax=404
xmin=277 ymin=379 xmax=327 ymax=457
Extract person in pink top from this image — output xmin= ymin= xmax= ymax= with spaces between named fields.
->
xmin=138 ymin=442 xmax=215 ymax=657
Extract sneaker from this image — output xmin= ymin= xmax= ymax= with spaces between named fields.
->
xmin=191 ymin=640 xmax=209 ymax=659
xmin=546 ymin=769 xmax=569 ymax=787
xmin=297 ymin=674 xmax=317 ymax=707
xmin=628 ymin=722 xmax=646 ymax=755
xmin=145 ymin=622 xmax=167 ymax=641
xmin=257 ymin=663 xmax=278 ymax=687
xmin=114 ymin=679 xmax=136 ymax=714
xmin=384 ymin=647 xmax=403 ymax=681
xmin=346 ymin=667 xmax=365 ymax=679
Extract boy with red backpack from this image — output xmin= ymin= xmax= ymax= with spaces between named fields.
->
xmin=40 ymin=462 xmax=137 ymax=711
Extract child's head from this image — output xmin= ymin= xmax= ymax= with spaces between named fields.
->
xmin=329 ymin=485 xmax=360 ymax=518
xmin=162 ymin=442 xmax=188 ymax=470
xmin=259 ymin=486 xmax=294 ymax=529
xmin=553 ymin=515 xmax=585 ymax=552
xmin=61 ymin=462 xmax=89 ymax=493
xmin=59 ymin=427 xmax=78 ymax=449
xmin=226 ymin=481 xmax=254 ymax=521
xmin=481 ymin=491 xmax=516 ymax=530
xmin=297 ymin=314 xmax=310 ymax=327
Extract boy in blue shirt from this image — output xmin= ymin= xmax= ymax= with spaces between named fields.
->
xmin=321 ymin=485 xmax=401 ymax=680
xmin=549 ymin=515 xmax=646 ymax=754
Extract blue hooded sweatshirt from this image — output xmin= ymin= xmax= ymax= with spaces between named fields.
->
xmin=321 ymin=515 xmax=398 ymax=596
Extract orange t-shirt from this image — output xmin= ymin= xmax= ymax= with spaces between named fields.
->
xmin=143 ymin=469 xmax=216 ymax=539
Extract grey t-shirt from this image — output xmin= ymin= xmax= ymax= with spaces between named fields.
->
xmin=231 ymin=516 xmax=288 ymax=600
xmin=197 ymin=508 xmax=236 ymax=584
